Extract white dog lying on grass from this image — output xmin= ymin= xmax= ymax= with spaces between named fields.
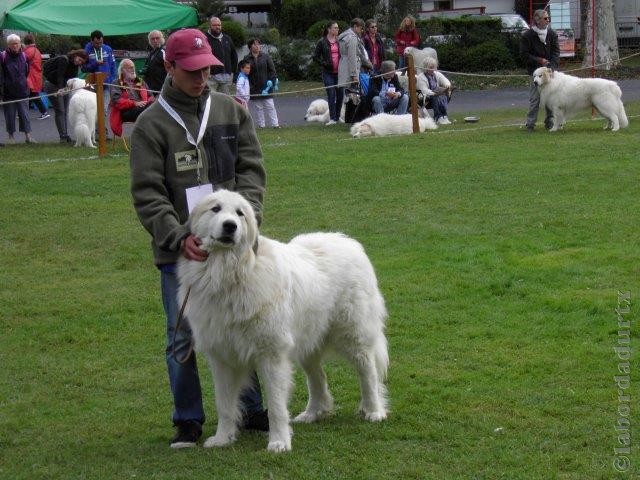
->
xmin=177 ymin=189 xmax=389 ymax=452
xmin=533 ymin=67 xmax=628 ymax=132
xmin=66 ymin=78 xmax=97 ymax=147
xmin=304 ymin=98 xmax=344 ymax=123
xmin=350 ymin=113 xmax=438 ymax=138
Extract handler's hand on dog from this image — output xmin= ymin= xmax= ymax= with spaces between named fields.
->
xmin=182 ymin=234 xmax=208 ymax=262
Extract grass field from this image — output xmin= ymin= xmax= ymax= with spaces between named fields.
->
xmin=1 ymin=102 xmax=639 ymax=479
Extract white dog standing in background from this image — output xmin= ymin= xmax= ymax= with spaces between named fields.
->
xmin=403 ymin=46 xmax=438 ymax=73
xmin=66 ymin=78 xmax=97 ymax=147
xmin=533 ymin=67 xmax=629 ymax=132
xmin=177 ymin=190 xmax=389 ymax=453
xmin=351 ymin=113 xmax=437 ymax=138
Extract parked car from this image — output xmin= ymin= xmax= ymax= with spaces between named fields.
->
xmin=468 ymin=13 xmax=530 ymax=32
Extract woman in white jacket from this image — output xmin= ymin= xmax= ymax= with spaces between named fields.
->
xmin=416 ymin=57 xmax=452 ymax=125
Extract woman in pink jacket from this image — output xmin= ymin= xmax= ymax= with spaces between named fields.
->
xmin=394 ymin=15 xmax=420 ymax=70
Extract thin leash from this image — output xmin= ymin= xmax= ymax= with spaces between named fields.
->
xmin=172 ymin=286 xmax=194 ymax=365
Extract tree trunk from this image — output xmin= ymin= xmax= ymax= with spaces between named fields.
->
xmin=581 ymin=0 xmax=619 ymax=70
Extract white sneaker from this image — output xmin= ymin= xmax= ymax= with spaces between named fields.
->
xmin=325 ymin=120 xmax=337 ymax=126
xmin=437 ymin=116 xmax=451 ymax=125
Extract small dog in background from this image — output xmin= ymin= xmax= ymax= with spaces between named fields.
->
xmin=66 ymin=78 xmax=98 ymax=147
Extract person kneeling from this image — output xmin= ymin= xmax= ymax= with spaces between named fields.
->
xmin=109 ymin=58 xmax=153 ymax=137
xmin=370 ymin=60 xmax=408 ymax=115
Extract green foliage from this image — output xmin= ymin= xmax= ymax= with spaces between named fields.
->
xmin=191 ymin=0 xmax=226 ymax=21
xmin=419 ymin=17 xmax=521 ymax=72
xmin=271 ymin=38 xmax=318 ymax=80
xmin=466 ymin=39 xmax=516 ymax=71
xmin=276 ymin=0 xmax=377 ymax=36
xmin=221 ymin=19 xmax=247 ymax=48
xmin=263 ymin=27 xmax=282 ymax=46
xmin=278 ymin=0 xmax=329 ymax=37
xmin=34 ymin=35 xmax=82 ymax=56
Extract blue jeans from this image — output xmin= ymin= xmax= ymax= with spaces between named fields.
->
xmin=426 ymin=95 xmax=449 ymax=121
xmin=160 ymin=267 xmax=264 ymax=426
xmin=3 ymin=99 xmax=31 ymax=135
xmin=372 ymin=93 xmax=409 ymax=115
xmin=321 ymin=71 xmax=344 ymax=122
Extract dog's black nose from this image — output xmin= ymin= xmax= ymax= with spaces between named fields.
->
xmin=222 ymin=221 xmax=237 ymax=234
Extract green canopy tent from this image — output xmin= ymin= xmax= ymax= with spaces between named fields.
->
xmin=0 ymin=0 xmax=198 ymax=35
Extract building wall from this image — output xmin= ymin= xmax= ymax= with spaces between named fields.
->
xmin=420 ymin=0 xmax=515 ymax=14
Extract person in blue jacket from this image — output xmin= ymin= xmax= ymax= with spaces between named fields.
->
xmin=82 ymin=30 xmax=117 ymax=136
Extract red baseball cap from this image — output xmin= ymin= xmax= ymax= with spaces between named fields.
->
xmin=165 ymin=28 xmax=222 ymax=71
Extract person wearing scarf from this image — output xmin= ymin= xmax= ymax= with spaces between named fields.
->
xmin=109 ymin=58 xmax=153 ymax=137
xmin=520 ymin=9 xmax=559 ymax=132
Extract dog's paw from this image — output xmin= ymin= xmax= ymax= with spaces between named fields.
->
xmin=267 ymin=440 xmax=291 ymax=453
xmin=363 ymin=410 xmax=387 ymax=422
xmin=203 ymin=432 xmax=236 ymax=448
xmin=292 ymin=409 xmax=330 ymax=423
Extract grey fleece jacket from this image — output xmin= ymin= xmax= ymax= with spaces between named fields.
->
xmin=130 ymin=77 xmax=266 ymax=266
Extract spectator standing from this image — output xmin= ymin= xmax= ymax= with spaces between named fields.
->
xmin=129 ymin=28 xmax=268 ymax=448
xmin=82 ymin=30 xmax=117 ymax=136
xmin=244 ymin=38 xmax=280 ymax=128
xmin=520 ymin=9 xmax=559 ymax=132
xmin=235 ymin=59 xmax=251 ymax=108
xmin=312 ymin=20 xmax=343 ymax=125
xmin=42 ymin=49 xmax=89 ymax=142
xmin=140 ymin=30 xmax=166 ymax=93
xmin=394 ymin=16 xmax=420 ymax=70
xmin=22 ymin=33 xmax=49 ymax=119
xmin=204 ymin=16 xmax=237 ymax=95
xmin=416 ymin=57 xmax=452 ymax=125
xmin=1 ymin=34 xmax=36 ymax=143
xmin=109 ymin=59 xmax=154 ymax=137
xmin=337 ymin=18 xmax=366 ymax=90
xmin=369 ymin=60 xmax=408 ymax=115
xmin=363 ymin=19 xmax=385 ymax=74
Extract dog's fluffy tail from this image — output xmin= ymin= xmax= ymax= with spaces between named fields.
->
xmin=618 ymin=100 xmax=629 ymax=129
xmin=75 ymin=122 xmax=95 ymax=148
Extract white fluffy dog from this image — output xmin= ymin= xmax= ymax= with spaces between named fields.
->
xmin=177 ymin=189 xmax=389 ymax=452
xmin=350 ymin=113 xmax=437 ymax=138
xmin=304 ymin=98 xmax=344 ymax=123
xmin=66 ymin=78 xmax=97 ymax=147
xmin=304 ymin=98 xmax=330 ymax=123
xmin=533 ymin=67 xmax=629 ymax=132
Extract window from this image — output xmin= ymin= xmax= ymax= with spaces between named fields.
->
xmin=434 ymin=1 xmax=452 ymax=10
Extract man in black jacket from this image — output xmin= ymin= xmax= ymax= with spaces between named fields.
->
xmin=520 ymin=9 xmax=559 ymax=132
xmin=204 ymin=16 xmax=237 ymax=95
xmin=369 ymin=60 xmax=408 ymax=115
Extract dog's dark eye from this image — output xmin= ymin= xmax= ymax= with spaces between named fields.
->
xmin=211 ymin=206 xmax=221 ymax=213
xmin=236 ymin=209 xmax=244 ymax=217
